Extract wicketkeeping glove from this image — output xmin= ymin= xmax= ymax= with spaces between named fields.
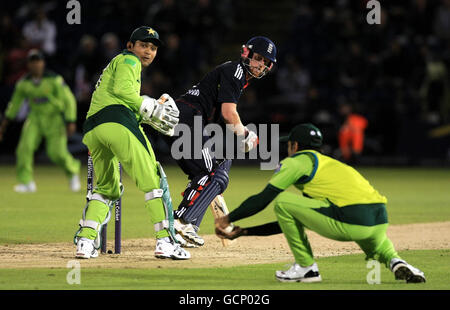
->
xmin=140 ymin=94 xmax=180 ymax=136
xmin=241 ymin=127 xmax=258 ymax=152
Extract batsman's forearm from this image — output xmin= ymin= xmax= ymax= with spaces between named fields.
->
xmin=243 ymin=221 xmax=282 ymax=236
xmin=221 ymin=103 xmax=245 ymax=136
xmin=228 ymin=184 xmax=283 ymax=222
xmin=224 ymin=113 xmax=245 ymax=136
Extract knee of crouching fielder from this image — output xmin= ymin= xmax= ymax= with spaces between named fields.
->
xmin=273 ymin=201 xmax=283 ymax=215
xmin=273 ymin=193 xmax=290 ymax=215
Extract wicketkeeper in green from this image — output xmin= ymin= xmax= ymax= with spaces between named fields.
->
xmin=0 ymin=49 xmax=81 ymax=193
xmin=73 ymin=26 xmax=190 ymax=260
xmin=216 ymin=123 xmax=426 ymax=283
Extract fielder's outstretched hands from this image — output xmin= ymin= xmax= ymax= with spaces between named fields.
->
xmin=215 ymin=214 xmax=230 ymax=229
xmin=215 ymin=225 xmax=244 ymax=240
xmin=215 ymin=216 xmax=245 ymax=240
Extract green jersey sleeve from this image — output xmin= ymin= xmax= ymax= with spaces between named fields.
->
xmin=5 ymin=80 xmax=27 ymax=120
xmin=62 ymin=84 xmax=77 ymax=122
xmin=50 ymin=75 xmax=67 ymax=112
xmin=112 ymin=56 xmax=143 ymax=111
xmin=268 ymin=154 xmax=314 ymax=190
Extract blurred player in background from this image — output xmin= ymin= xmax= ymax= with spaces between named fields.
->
xmin=163 ymin=36 xmax=277 ymax=247
xmin=73 ymin=26 xmax=190 ymax=260
xmin=0 ymin=49 xmax=81 ymax=193
xmin=338 ymin=102 xmax=368 ymax=163
xmin=216 ymin=123 xmax=425 ymax=283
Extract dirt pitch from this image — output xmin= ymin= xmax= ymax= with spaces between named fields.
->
xmin=0 ymin=222 xmax=449 ymax=269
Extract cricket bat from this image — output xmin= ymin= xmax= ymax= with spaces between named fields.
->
xmin=210 ymin=195 xmax=235 ymax=247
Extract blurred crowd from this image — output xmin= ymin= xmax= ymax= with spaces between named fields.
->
xmin=262 ymin=0 xmax=450 ymax=158
xmin=0 ymin=0 xmax=449 ymax=161
xmin=0 ymin=0 xmax=235 ymax=129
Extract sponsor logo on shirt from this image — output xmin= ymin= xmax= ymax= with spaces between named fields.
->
xmin=187 ymin=88 xmax=200 ymax=96
xmin=234 ymin=64 xmax=244 ymax=80
xmin=274 ymin=163 xmax=282 ymax=173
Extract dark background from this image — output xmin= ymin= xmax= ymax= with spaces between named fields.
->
xmin=0 ymin=0 xmax=449 ymax=166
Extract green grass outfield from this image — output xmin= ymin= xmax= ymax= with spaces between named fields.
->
xmin=1 ymin=165 xmax=449 ymax=243
xmin=0 ymin=250 xmax=448 ymax=289
xmin=0 ymin=164 xmax=449 ymax=290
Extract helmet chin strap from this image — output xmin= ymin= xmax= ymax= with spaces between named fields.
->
xmin=243 ymin=61 xmax=270 ymax=79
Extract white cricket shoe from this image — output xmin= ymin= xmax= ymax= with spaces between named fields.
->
xmin=75 ymin=237 xmax=99 ymax=259
xmin=14 ymin=181 xmax=37 ymax=193
xmin=154 ymin=238 xmax=191 ymax=260
xmin=70 ymin=174 xmax=81 ymax=192
xmin=390 ymin=258 xmax=426 ymax=283
xmin=175 ymin=233 xmax=198 ymax=248
xmin=174 ymin=219 xmax=205 ymax=246
xmin=276 ymin=262 xmax=322 ymax=283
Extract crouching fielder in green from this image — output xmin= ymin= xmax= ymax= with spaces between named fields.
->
xmin=74 ymin=26 xmax=190 ymax=260
xmin=216 ymin=123 xmax=425 ymax=283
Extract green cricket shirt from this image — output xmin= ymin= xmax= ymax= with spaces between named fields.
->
xmin=229 ymin=150 xmax=387 ymax=223
xmin=5 ymin=71 xmax=77 ymax=122
xmin=82 ymin=50 xmax=152 ymax=153
xmin=87 ymin=50 xmax=143 ymax=121
xmin=269 ymin=150 xmax=388 ymax=206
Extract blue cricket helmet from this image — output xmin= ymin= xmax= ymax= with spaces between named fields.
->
xmin=243 ymin=36 xmax=277 ymax=63
xmin=241 ymin=36 xmax=277 ymax=78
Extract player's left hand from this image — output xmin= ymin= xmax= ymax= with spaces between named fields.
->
xmin=241 ymin=127 xmax=258 ymax=152
xmin=215 ymin=225 xmax=244 ymax=240
xmin=66 ymin=122 xmax=76 ymax=137
xmin=141 ymin=94 xmax=180 ymax=136
xmin=215 ymin=215 xmax=230 ymax=229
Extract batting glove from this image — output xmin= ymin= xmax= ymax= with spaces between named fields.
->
xmin=241 ymin=127 xmax=258 ymax=152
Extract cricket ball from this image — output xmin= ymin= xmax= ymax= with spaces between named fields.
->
xmin=224 ymin=224 xmax=234 ymax=233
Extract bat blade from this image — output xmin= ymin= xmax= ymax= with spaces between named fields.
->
xmin=210 ymin=195 xmax=235 ymax=247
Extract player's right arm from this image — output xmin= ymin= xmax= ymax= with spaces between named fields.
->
xmin=0 ymin=81 xmax=27 ymax=141
xmin=221 ymin=102 xmax=246 ymax=135
xmin=222 ymin=103 xmax=258 ymax=153
xmin=215 ymin=155 xmax=314 ymax=236
xmin=226 ymin=157 xmax=308 ymax=222
xmin=218 ymin=63 xmax=258 ymax=152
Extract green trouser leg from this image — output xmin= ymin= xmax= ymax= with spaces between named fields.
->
xmin=16 ymin=115 xmax=80 ymax=184
xmin=353 ymin=225 xmax=400 ymax=268
xmin=81 ymin=123 xmax=169 ymax=239
xmin=274 ymin=191 xmax=400 ymax=268
xmin=16 ymin=117 xmax=43 ymax=184
xmin=77 ymin=199 xmax=110 ymax=239
xmin=43 ymin=115 xmax=80 ymax=177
